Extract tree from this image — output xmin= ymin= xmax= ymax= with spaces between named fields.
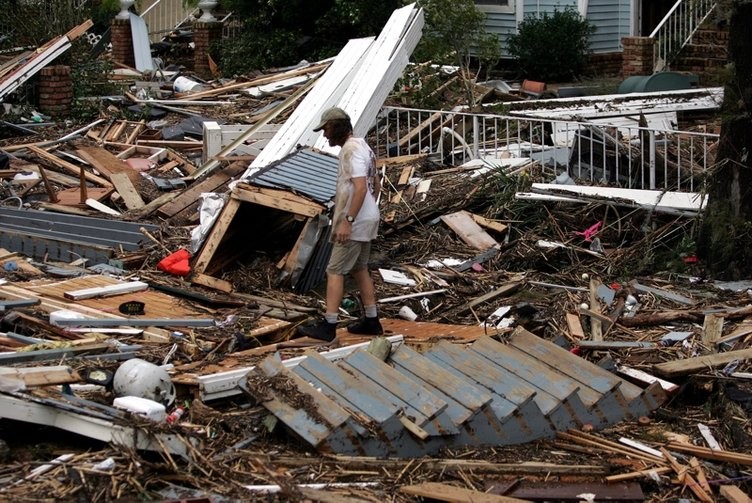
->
xmin=216 ymin=0 xmax=403 ymax=75
xmin=507 ymin=7 xmax=595 ymax=82
xmin=698 ymin=1 xmax=752 ymax=279
xmin=412 ymin=0 xmax=501 ymax=108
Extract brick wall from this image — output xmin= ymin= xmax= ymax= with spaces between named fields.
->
xmin=38 ymin=65 xmax=73 ymax=117
xmin=621 ymin=37 xmax=654 ymax=77
xmin=194 ymin=21 xmax=223 ymax=78
xmin=587 ymin=52 xmax=623 ymax=78
xmin=111 ymin=18 xmax=135 ymax=68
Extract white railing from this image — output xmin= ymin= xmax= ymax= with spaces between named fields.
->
xmin=373 ymin=106 xmax=719 ymax=192
xmin=649 ymin=0 xmax=717 ymax=72
xmin=140 ymin=0 xmax=198 ymax=43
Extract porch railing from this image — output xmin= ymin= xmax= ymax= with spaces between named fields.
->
xmin=373 ymin=106 xmax=718 ymax=192
xmin=649 ymin=0 xmax=717 ymax=72
xmin=140 ymin=0 xmax=198 ymax=43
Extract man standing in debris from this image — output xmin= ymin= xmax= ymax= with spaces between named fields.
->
xmin=297 ymin=107 xmax=383 ymax=342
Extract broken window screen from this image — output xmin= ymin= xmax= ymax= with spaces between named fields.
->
xmin=475 ymin=0 xmax=514 ymax=13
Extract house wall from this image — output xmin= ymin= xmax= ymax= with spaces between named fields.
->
xmin=586 ymin=0 xmax=632 ymax=53
xmin=480 ymin=0 xmax=632 ymax=56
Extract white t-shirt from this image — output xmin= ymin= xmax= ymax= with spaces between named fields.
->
xmin=334 ymin=137 xmax=379 ymax=242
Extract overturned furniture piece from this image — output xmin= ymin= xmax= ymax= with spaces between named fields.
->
xmin=244 ymin=327 xmax=667 ymax=457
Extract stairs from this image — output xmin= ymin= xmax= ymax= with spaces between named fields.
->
xmin=671 ymin=25 xmax=729 ymax=84
xmin=243 ymin=328 xmax=667 ymax=457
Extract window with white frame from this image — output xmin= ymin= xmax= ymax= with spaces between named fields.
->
xmin=475 ymin=0 xmax=514 ymax=14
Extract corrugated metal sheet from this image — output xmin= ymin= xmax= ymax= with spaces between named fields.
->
xmin=0 ymin=208 xmax=158 ymax=263
xmin=244 ymin=327 xmax=667 ymax=457
xmin=246 ymin=148 xmax=339 ymax=204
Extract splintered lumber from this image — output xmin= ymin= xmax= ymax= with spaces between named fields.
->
xmin=470 ymin=213 xmax=509 ymax=234
xmin=566 ymin=313 xmax=586 ymax=339
xmin=588 ymin=278 xmax=603 ymax=341
xmin=660 ymin=447 xmax=714 ymax=503
xmin=400 ymin=482 xmax=528 ymax=503
xmin=0 ymin=365 xmax=81 ymax=386
xmin=653 ymin=348 xmax=752 ymax=377
xmin=666 ymin=442 xmax=752 ymax=466
xmin=156 ymin=162 xmax=245 ymax=219
xmin=702 ymin=313 xmax=724 ymax=349
xmin=719 ymin=485 xmax=752 ymax=503
xmin=557 ymin=430 xmax=665 ymax=464
xmin=440 ymin=210 xmax=499 ymax=250
xmin=458 ymin=281 xmax=522 ymax=314
xmin=605 ymin=466 xmax=673 ymax=482
xmin=27 ymin=146 xmax=111 ymax=187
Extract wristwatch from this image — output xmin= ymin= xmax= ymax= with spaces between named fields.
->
xmin=345 ymin=214 xmax=355 ymax=223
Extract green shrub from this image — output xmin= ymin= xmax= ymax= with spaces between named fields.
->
xmin=507 ymin=7 xmax=595 ymax=82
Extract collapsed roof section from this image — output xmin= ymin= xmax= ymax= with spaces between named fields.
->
xmin=243 ymin=328 xmax=667 ymax=457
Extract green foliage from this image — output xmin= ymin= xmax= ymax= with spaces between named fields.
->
xmin=69 ymin=43 xmax=122 ymax=121
xmin=507 ymin=7 xmax=595 ymax=82
xmin=412 ymin=0 xmax=500 ymax=107
xmin=0 ymin=0 xmax=90 ymax=49
xmin=215 ymin=0 xmax=403 ymax=75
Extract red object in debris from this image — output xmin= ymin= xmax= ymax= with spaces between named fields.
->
xmin=610 ymin=282 xmax=622 ymax=291
xmin=574 ymin=221 xmax=602 ymax=242
xmin=166 ymin=406 xmax=185 ymax=424
xmin=683 ymin=255 xmax=699 ymax=264
xmin=157 ymin=248 xmax=191 ymax=276
xmin=471 ymin=263 xmax=485 ymax=272
xmin=569 ymin=346 xmax=581 ymax=355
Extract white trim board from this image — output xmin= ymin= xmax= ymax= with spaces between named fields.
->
xmin=518 ymin=183 xmax=707 ymax=214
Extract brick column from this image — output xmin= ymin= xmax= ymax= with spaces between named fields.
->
xmin=622 ymin=37 xmax=655 ymax=77
xmin=193 ymin=21 xmax=223 ymax=78
xmin=38 ymin=66 xmax=73 ymax=117
xmin=111 ymin=18 xmax=135 ymax=68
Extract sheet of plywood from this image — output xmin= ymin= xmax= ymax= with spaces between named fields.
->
xmin=440 ymin=210 xmax=498 ymax=251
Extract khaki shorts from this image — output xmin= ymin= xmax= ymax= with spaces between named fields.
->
xmin=327 ymin=241 xmax=371 ymax=275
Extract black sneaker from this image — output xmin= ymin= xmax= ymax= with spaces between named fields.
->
xmin=297 ymin=319 xmax=337 ymax=342
xmin=347 ymin=316 xmax=383 ymax=335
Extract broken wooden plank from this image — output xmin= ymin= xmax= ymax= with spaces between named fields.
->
xmin=156 ymin=162 xmax=245 ymax=219
xmin=400 ymin=482 xmax=528 ymax=503
xmin=653 ymin=348 xmax=752 ymax=377
xmin=630 ymin=280 xmax=696 ymax=305
xmin=719 ymin=485 xmax=752 ymax=503
xmin=660 ymin=447 xmax=713 ymax=503
xmin=28 ymin=146 xmax=111 ymax=187
xmin=109 ymin=172 xmax=145 ymax=210
xmin=702 ymin=313 xmax=724 ymax=351
xmin=232 ymin=183 xmax=326 ymax=218
xmin=666 ymin=442 xmax=752 ymax=466
xmin=458 ymin=281 xmax=522 ymax=314
xmin=470 ymin=213 xmax=509 ymax=234
xmin=64 ymin=281 xmax=149 ymax=300
xmin=440 ymin=210 xmax=498 ymax=251
xmin=566 ymin=313 xmax=586 ymax=339
xmin=617 ymin=365 xmax=679 ymax=393
xmin=588 ymin=278 xmax=604 ymax=341
xmin=0 ymin=365 xmax=81 ymax=386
